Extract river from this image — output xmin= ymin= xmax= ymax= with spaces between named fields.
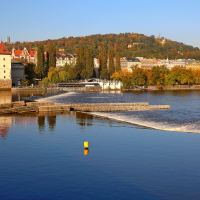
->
xmin=0 ymin=90 xmax=200 ymax=199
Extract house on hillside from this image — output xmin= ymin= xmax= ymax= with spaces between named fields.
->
xmin=0 ymin=41 xmax=12 ymax=90
xmin=56 ymin=54 xmax=76 ymax=68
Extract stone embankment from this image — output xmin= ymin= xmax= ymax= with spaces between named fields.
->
xmin=0 ymin=101 xmax=170 ymax=114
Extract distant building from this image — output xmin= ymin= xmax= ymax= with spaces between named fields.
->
xmin=11 ymin=47 xmax=37 ymax=65
xmin=126 ymin=58 xmax=141 ymax=72
xmin=56 ymin=54 xmax=76 ymax=68
xmin=120 ymin=57 xmax=128 ymax=72
xmin=94 ymin=58 xmax=100 ymax=78
xmin=7 ymin=36 xmax=10 ymax=44
xmin=0 ymin=41 xmax=12 ymax=90
xmin=156 ymin=58 xmax=185 ymax=69
xmin=136 ymin=57 xmax=157 ymax=69
xmin=185 ymin=60 xmax=200 ymax=70
xmin=11 ymin=60 xmax=25 ymax=86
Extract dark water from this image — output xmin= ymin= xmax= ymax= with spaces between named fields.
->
xmin=1 ymin=90 xmax=200 ymax=199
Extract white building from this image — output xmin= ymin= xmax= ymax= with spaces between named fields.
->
xmin=0 ymin=41 xmax=12 ymax=90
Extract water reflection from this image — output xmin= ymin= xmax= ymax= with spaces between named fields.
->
xmin=76 ymin=112 xmax=93 ymax=127
xmin=0 ymin=116 xmax=11 ymax=141
xmin=84 ymin=148 xmax=89 ymax=155
xmin=47 ymin=116 xmax=56 ymax=131
xmin=0 ymin=91 xmax=12 ymax=104
xmin=38 ymin=116 xmax=45 ymax=131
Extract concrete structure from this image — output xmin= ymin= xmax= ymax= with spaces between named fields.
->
xmin=56 ymin=54 xmax=76 ymax=68
xmin=0 ymin=41 xmax=12 ymax=90
xmin=11 ymin=60 xmax=25 ymax=86
xmin=68 ymin=102 xmax=170 ymax=112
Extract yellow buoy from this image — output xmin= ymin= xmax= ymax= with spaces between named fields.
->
xmin=84 ymin=141 xmax=89 ymax=149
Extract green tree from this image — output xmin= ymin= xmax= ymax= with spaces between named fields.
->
xmin=76 ymin=45 xmax=86 ymax=79
xmin=49 ymin=43 xmax=56 ymax=68
xmin=116 ymin=52 xmax=121 ymax=72
xmin=37 ymin=44 xmax=44 ymax=79
xmin=99 ymin=47 xmax=109 ymax=79
xmin=85 ymin=47 xmax=94 ymax=79
xmin=108 ymin=47 xmax=115 ymax=76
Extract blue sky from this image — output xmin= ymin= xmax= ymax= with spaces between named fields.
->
xmin=1 ymin=0 xmax=200 ymax=47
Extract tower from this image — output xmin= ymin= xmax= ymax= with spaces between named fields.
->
xmin=159 ymin=31 xmax=161 ymax=39
xmin=7 ymin=36 xmax=10 ymax=43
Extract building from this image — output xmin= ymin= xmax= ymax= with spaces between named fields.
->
xmin=7 ymin=36 xmax=10 ymax=44
xmin=56 ymin=54 xmax=76 ymax=68
xmin=11 ymin=60 xmax=25 ymax=86
xmin=156 ymin=58 xmax=185 ymax=69
xmin=11 ymin=47 xmax=37 ymax=65
xmin=185 ymin=60 xmax=200 ymax=70
xmin=126 ymin=58 xmax=141 ymax=72
xmin=0 ymin=41 xmax=12 ymax=90
xmin=120 ymin=57 xmax=128 ymax=72
xmin=136 ymin=57 xmax=157 ymax=69
xmin=94 ymin=58 xmax=100 ymax=78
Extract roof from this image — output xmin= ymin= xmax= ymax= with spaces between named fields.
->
xmin=126 ymin=58 xmax=140 ymax=62
xmin=0 ymin=41 xmax=11 ymax=55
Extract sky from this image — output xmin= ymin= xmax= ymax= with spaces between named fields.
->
xmin=1 ymin=0 xmax=200 ymax=47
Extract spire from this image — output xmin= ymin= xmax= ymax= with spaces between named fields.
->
xmin=159 ymin=31 xmax=161 ymax=39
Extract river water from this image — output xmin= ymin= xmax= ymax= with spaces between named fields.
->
xmin=1 ymin=90 xmax=200 ymax=199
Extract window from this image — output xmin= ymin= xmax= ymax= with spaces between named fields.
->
xmin=3 ymin=65 xmax=5 ymax=67
xmin=4 ymin=70 xmax=6 ymax=73
xmin=4 ymin=76 xmax=6 ymax=79
xmin=3 ymin=58 xmax=5 ymax=61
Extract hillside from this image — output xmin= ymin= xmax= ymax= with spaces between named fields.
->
xmin=5 ymin=33 xmax=200 ymax=60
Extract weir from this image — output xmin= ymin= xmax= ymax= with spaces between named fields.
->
xmin=0 ymin=101 xmax=170 ymax=114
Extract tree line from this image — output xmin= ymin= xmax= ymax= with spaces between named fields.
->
xmin=111 ymin=66 xmax=200 ymax=89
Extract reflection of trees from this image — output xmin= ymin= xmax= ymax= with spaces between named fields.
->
xmin=75 ymin=112 xmax=93 ymax=127
xmin=47 ymin=116 xmax=56 ymax=131
xmin=38 ymin=116 xmax=45 ymax=131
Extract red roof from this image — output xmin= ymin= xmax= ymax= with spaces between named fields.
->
xmin=0 ymin=41 xmax=11 ymax=55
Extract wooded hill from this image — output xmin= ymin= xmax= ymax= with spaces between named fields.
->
xmin=5 ymin=33 xmax=200 ymax=60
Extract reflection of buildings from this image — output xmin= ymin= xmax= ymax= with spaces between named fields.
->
xmin=47 ymin=116 xmax=56 ymax=131
xmin=0 ymin=91 xmax=12 ymax=104
xmin=76 ymin=112 xmax=93 ymax=127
